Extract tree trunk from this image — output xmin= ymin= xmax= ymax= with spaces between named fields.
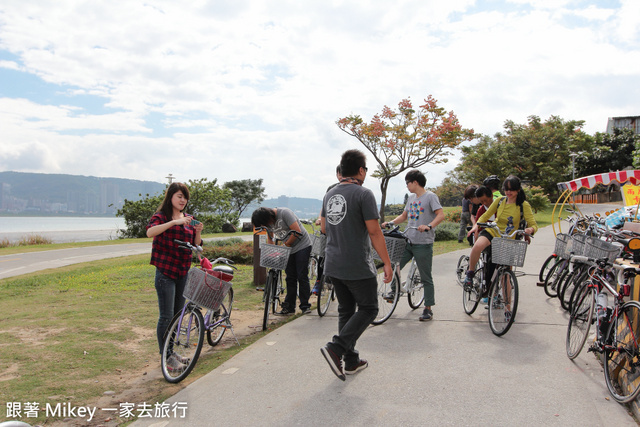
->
xmin=379 ymin=177 xmax=389 ymax=224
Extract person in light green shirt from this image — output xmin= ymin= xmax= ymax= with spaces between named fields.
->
xmin=483 ymin=175 xmax=503 ymax=200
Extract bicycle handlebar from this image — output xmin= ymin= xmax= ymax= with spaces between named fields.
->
xmin=252 ymin=226 xmax=303 ymax=245
xmin=174 ymin=239 xmax=203 ymax=253
xmin=476 ymin=222 xmax=534 ymax=239
xmin=173 ymin=239 xmax=237 ymax=270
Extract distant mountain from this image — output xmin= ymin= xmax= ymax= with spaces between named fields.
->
xmin=245 ymin=195 xmax=323 ymax=220
xmin=0 ymin=171 xmax=325 ymax=218
xmin=0 ymin=171 xmax=165 ymax=215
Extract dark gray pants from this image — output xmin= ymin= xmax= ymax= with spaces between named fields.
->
xmin=327 ymin=276 xmax=379 ymax=366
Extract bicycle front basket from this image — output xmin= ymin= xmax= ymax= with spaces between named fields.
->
xmin=583 ymin=237 xmax=621 ymax=263
xmin=491 ymin=238 xmax=528 ymax=267
xmin=554 ymin=233 xmax=571 ymax=258
xmin=568 ymin=233 xmax=588 ymax=256
xmin=184 ymin=268 xmax=232 ymax=311
xmin=310 ymin=233 xmax=327 ymax=257
xmin=373 ymin=236 xmax=407 ymax=264
xmin=259 ymin=243 xmax=291 ymax=270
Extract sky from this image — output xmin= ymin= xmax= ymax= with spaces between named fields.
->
xmin=0 ymin=0 xmax=639 ymax=204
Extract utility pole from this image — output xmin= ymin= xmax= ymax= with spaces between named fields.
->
xmin=570 ymin=153 xmax=578 ymax=180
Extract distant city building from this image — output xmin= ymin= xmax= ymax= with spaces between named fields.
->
xmin=606 ymin=116 xmax=640 ymax=135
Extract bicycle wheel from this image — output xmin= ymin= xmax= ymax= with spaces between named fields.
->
xmin=317 ymin=275 xmax=334 ymax=317
xmin=543 ymin=258 xmax=564 ymax=298
xmin=565 ymin=282 xmax=595 ymax=359
xmin=272 ymin=271 xmax=282 ymax=314
xmin=560 ymin=266 xmax=588 ymax=312
xmin=463 ymin=265 xmax=482 ymax=315
xmin=372 ymin=268 xmax=400 ymax=325
xmin=407 ymin=264 xmax=424 ymax=309
xmin=554 ymin=266 xmax=573 ymax=306
xmin=488 ymin=269 xmax=518 ymax=336
xmin=207 ymin=287 xmax=234 ymax=346
xmin=161 ymin=304 xmax=204 ymax=383
xmin=538 ymin=254 xmax=557 ymax=284
xmin=262 ymin=270 xmax=275 ymax=331
xmin=604 ymin=301 xmax=640 ymax=403
xmin=456 ymin=255 xmax=469 ymax=286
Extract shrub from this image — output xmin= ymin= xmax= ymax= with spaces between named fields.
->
xmin=434 ymin=222 xmax=459 ymax=241
xmin=201 ymin=239 xmax=253 ymax=264
xmin=445 ymin=208 xmax=462 ymax=223
xmin=524 ymin=186 xmax=550 ymax=213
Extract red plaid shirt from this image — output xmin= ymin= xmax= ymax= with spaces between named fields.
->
xmin=147 ymin=212 xmax=198 ymax=279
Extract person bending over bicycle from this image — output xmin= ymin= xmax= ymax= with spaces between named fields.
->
xmin=382 ymin=169 xmax=445 ymax=321
xmin=464 ymin=175 xmax=538 ymax=289
xmin=251 ymin=207 xmax=312 ymax=315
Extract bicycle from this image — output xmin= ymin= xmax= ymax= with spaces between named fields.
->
xmin=161 ymin=240 xmax=238 ymax=383
xmin=460 ymin=222 xmax=533 ymax=336
xmin=301 ymin=220 xmax=335 ymax=317
xmin=565 ymin=238 xmax=640 ymax=403
xmin=371 ymin=224 xmax=425 ymax=325
xmin=254 ymin=227 xmax=301 ymax=331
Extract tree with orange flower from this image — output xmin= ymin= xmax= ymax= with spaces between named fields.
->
xmin=336 ymin=96 xmax=476 ymax=220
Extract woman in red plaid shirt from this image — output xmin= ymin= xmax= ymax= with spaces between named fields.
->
xmin=146 ymin=182 xmax=203 ymax=358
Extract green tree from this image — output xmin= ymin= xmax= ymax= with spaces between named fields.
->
xmin=116 ymin=178 xmax=236 ymax=237
xmin=336 ymin=95 xmax=476 ymax=220
xmin=116 ymin=192 xmax=164 ymax=238
xmin=434 ymin=175 xmax=469 ymax=207
xmin=222 ymin=179 xmax=267 ymax=222
xmin=447 ymin=115 xmax=592 ymax=199
xmin=186 ymin=178 xmax=234 ymax=232
xmin=577 ymin=127 xmax=639 ymax=177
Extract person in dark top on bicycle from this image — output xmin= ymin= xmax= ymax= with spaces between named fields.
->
xmin=251 ymin=207 xmax=312 ymax=315
xmin=320 ymin=149 xmax=392 ymax=380
xmin=146 ymin=182 xmax=203 ymax=367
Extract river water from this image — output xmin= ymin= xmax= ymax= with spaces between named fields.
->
xmin=0 ymin=216 xmax=251 ymax=244
xmin=0 ymin=216 xmax=127 ymax=243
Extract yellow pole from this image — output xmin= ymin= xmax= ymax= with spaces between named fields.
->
xmin=552 ymin=189 xmax=573 ymax=236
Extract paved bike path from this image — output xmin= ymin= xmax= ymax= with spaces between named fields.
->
xmin=131 ymin=222 xmax=636 ymax=426
xmin=0 ymin=236 xmax=253 ymax=280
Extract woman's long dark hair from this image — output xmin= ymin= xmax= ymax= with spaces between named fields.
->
xmin=503 ymin=175 xmax=526 ymax=205
xmin=157 ymin=182 xmax=190 ymax=219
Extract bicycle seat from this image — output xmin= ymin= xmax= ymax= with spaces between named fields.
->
xmin=384 ymin=230 xmax=404 ymax=239
xmin=207 ymin=266 xmax=234 ymax=282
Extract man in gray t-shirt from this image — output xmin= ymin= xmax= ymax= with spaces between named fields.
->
xmin=382 ymin=169 xmax=445 ymax=322
xmin=319 ymin=149 xmax=391 ymax=381
xmin=251 ymin=207 xmax=312 ymax=315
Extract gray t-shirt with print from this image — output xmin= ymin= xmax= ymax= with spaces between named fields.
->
xmin=405 ymin=191 xmax=442 ymax=245
xmin=272 ymin=207 xmax=311 ymax=254
xmin=321 ymin=183 xmax=380 ymax=280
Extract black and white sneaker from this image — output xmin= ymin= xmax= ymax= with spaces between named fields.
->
xmin=321 ymin=345 xmax=345 ymax=381
xmin=345 ymin=359 xmax=368 ymax=375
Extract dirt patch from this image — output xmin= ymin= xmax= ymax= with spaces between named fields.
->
xmin=47 ymin=308 xmax=286 ymax=426
xmin=0 ymin=363 xmax=19 ymax=382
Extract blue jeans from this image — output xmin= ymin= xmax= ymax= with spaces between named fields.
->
xmin=283 ymin=245 xmax=312 ymax=311
xmin=327 ymin=276 xmax=378 ymax=366
xmin=400 ymin=243 xmax=435 ymax=307
xmin=155 ymin=269 xmax=187 ymax=353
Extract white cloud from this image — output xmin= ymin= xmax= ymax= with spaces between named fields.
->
xmin=0 ymin=0 xmax=638 ymax=204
